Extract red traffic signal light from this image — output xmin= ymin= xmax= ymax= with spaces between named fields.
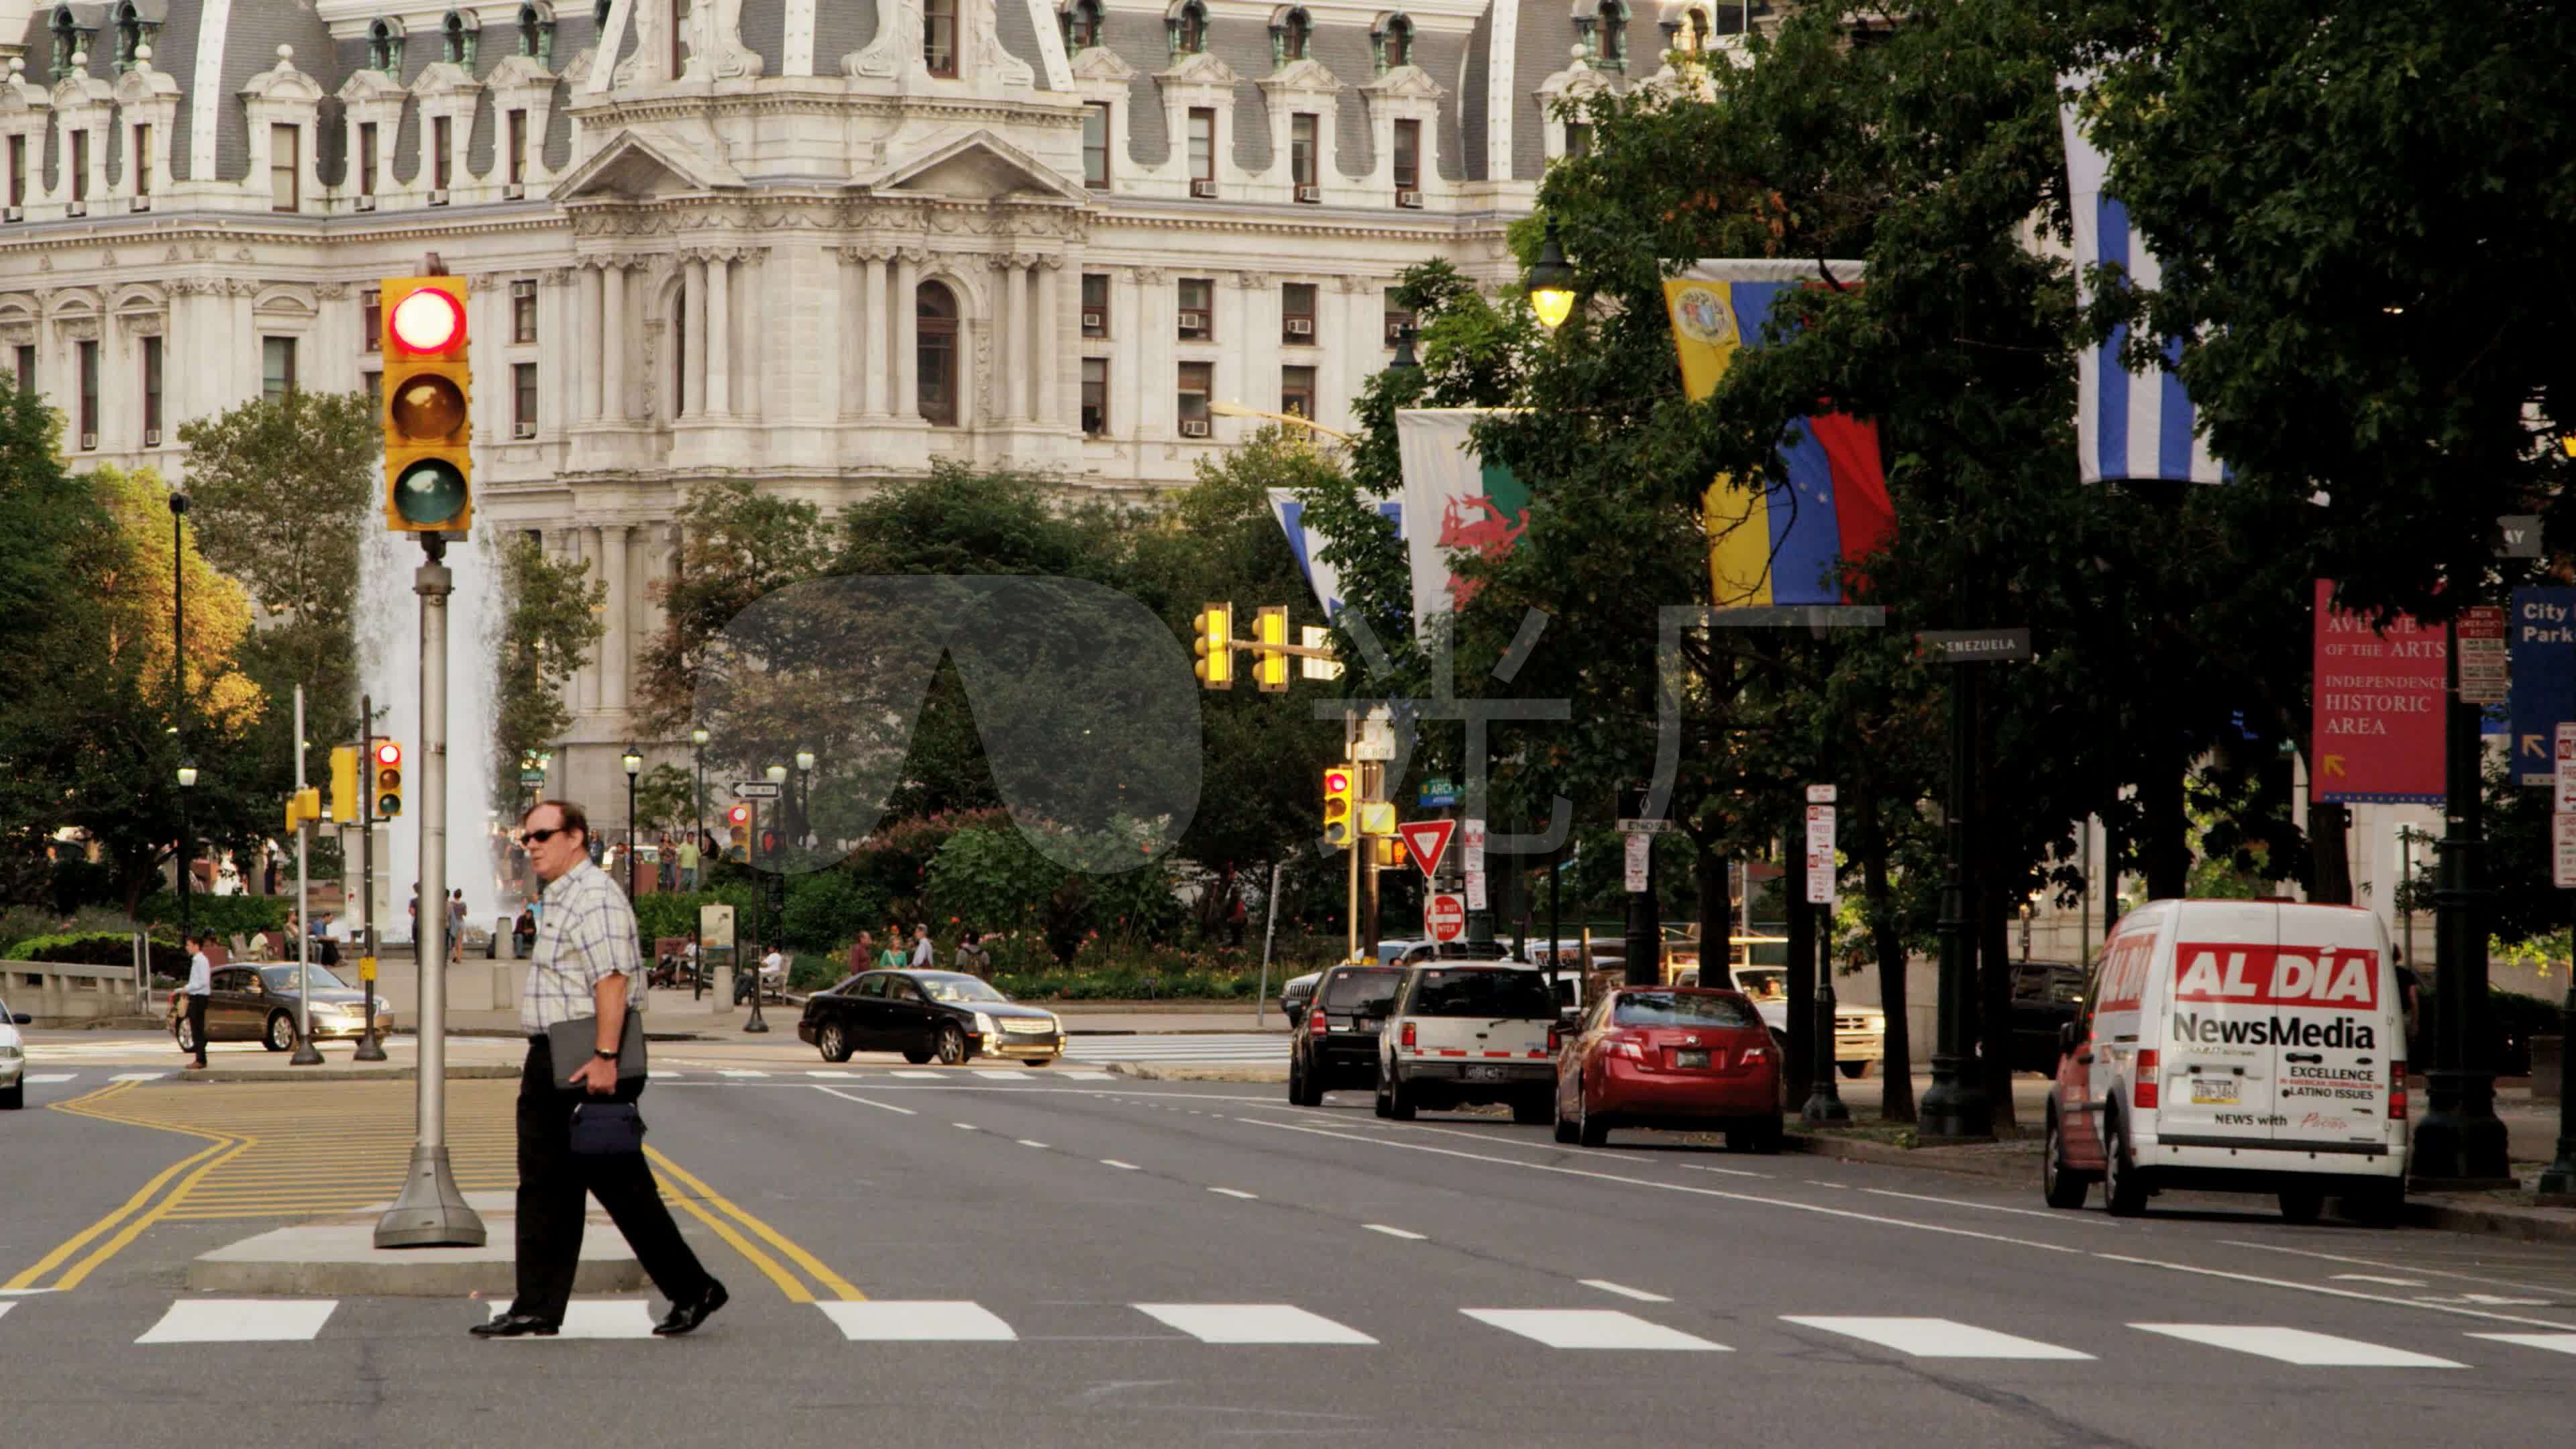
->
xmin=727 ymin=804 xmax=751 ymax=826
xmin=388 ymin=286 xmax=466 ymax=354
xmin=374 ymin=740 xmax=401 ymax=767
xmin=759 ymin=830 xmax=780 ymax=855
xmin=1322 ymin=768 xmax=1356 ymax=848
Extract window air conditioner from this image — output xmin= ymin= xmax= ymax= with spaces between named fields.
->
xmin=354 ymin=195 xmax=377 ymax=212
xmin=1081 ymin=312 xmax=1104 ymax=331
xmin=1179 ymin=419 xmax=1210 ymax=438
xmin=3 ymin=206 xmax=20 ymax=222
xmin=503 ymin=182 xmax=525 ymax=200
xmin=144 ymin=427 xmax=160 ymax=446
xmin=429 ymin=189 xmax=450 ymax=205
xmin=1177 ymin=311 xmax=1205 ymax=332
xmin=1285 ymin=317 xmax=1313 ymax=337
xmin=1396 ymin=189 xmax=1422 ymax=209
xmin=66 ymin=200 xmax=86 ymax=217
xmin=79 ymin=432 xmax=96 ymax=449
xmin=1295 ymin=183 xmax=1320 ymax=203
xmin=514 ymin=420 xmax=537 ymax=439
xmin=130 ymin=196 xmax=150 ymax=213
xmin=1189 ymin=178 xmax=1217 ymax=199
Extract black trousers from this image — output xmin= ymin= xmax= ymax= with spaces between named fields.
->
xmin=184 ymin=996 xmax=207 ymax=1065
xmin=511 ymin=1036 xmax=712 ymax=1324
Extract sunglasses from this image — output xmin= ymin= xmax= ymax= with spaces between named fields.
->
xmin=521 ymin=827 xmax=566 ymax=845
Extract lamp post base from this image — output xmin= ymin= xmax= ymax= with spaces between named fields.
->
xmin=373 ymin=1146 xmax=488 ymax=1248
xmin=1918 ymin=1051 xmax=1992 ymax=1144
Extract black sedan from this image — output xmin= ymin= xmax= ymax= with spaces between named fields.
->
xmin=798 ymin=969 xmax=1066 ymax=1066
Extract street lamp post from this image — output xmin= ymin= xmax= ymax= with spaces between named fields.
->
xmin=169 ymin=492 xmax=190 ymax=943
xmin=745 ymin=761 xmax=786 ymax=1034
xmin=690 ymin=727 xmax=710 ymax=894
xmin=621 ymin=744 xmax=643 ymax=896
xmin=794 ymin=749 xmax=816 ymax=850
xmin=174 ymin=759 xmax=197 ymax=965
xmin=1525 ymin=219 xmax=1577 ymax=331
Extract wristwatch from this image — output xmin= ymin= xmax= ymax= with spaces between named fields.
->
xmin=593 ymin=1048 xmax=620 ymax=1061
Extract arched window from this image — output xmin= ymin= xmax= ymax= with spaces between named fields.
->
xmin=519 ymin=4 xmax=555 ymax=65
xmin=916 ymin=282 xmax=959 ymax=426
xmin=1598 ymin=1 xmax=1627 ymax=69
xmin=1381 ymin=15 xmax=1412 ymax=72
xmin=671 ymin=0 xmax=692 ymax=78
xmin=1274 ymin=7 xmax=1311 ymax=64
xmin=443 ymin=12 xmax=476 ymax=67
xmin=114 ymin=3 xmax=141 ymax=70
xmin=1683 ymin=7 xmax=1709 ymax=52
xmin=50 ymin=9 xmax=77 ymax=80
xmin=924 ymin=0 xmax=958 ymax=76
xmin=368 ymin=19 xmax=405 ymax=75
xmin=1063 ymin=0 xmax=1102 ymax=52
xmin=1171 ymin=1 xmax=1207 ymax=58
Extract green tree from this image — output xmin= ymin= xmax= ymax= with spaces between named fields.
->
xmin=0 ymin=385 xmax=117 ymax=903
xmin=492 ymin=533 xmax=605 ymax=811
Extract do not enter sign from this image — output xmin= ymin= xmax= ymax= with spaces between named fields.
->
xmin=1425 ymin=894 xmax=1465 ymax=943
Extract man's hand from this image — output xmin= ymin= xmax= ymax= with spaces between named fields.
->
xmin=570 ymin=1053 xmax=621 ymax=1096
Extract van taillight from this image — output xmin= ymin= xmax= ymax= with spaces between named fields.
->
xmin=1309 ymin=1006 xmax=1329 ymax=1035
xmin=2390 ymin=1061 xmax=2407 ymax=1121
xmin=1399 ymin=1021 xmax=1415 ymax=1051
xmin=2133 ymin=1049 xmax=2159 ymax=1110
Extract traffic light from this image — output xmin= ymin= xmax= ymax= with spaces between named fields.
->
xmin=380 ymin=275 xmax=473 ymax=533
xmin=284 ymin=787 xmax=321 ymax=835
xmin=1373 ymin=837 xmax=1409 ymax=870
xmin=1253 ymin=605 xmax=1289 ymax=693
xmin=329 ymin=746 xmax=359 ymax=824
xmin=1322 ymin=767 xmax=1355 ymax=848
xmin=759 ymin=829 xmax=780 ymax=857
xmin=372 ymin=739 xmax=403 ymax=818
xmin=1191 ymin=602 xmax=1234 ymax=690
xmin=727 ymin=804 xmax=751 ymax=863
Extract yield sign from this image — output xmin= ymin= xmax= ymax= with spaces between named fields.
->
xmin=1397 ymin=819 xmax=1456 ymax=879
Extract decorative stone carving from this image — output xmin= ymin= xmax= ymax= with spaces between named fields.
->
xmin=314 ymin=282 xmax=347 ymax=299
xmin=967 ymin=0 xmax=1037 ymax=89
xmin=56 ymin=316 xmax=99 ymax=341
xmin=845 ymin=0 xmax=921 ymax=79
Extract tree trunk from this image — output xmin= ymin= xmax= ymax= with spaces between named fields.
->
xmin=2145 ymin=740 xmax=2190 ymax=900
xmin=1857 ymin=779 xmax=1915 ymax=1123
xmin=2308 ymin=798 xmax=2354 ymax=905
xmin=1782 ymin=833 xmax=1815 ymax=1107
xmin=1695 ymin=837 xmax=1731 ymax=989
xmin=1971 ymin=674 xmax=2017 ymax=1132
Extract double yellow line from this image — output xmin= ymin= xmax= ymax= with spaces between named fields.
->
xmin=5 ymin=1082 xmax=258 ymax=1293
xmin=647 ymin=1146 xmax=863 ymax=1302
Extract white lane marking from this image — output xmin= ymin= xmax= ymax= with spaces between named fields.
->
xmin=1208 ymin=1187 xmax=1258 ymax=1199
xmin=138 ymin=1299 xmax=337 ymax=1344
xmin=890 ymin=1069 xmax=944 ymax=1079
xmin=1059 ymin=1070 xmax=1114 ymax=1081
xmin=1016 ymin=1139 xmax=1049 ymax=1148
xmin=1136 ymin=1303 xmax=1375 ymax=1345
xmin=812 ymin=1087 xmax=916 ymax=1116
xmin=716 ymin=1069 xmax=771 ymax=1079
xmin=490 ymin=1301 xmax=656 ymax=1339
xmin=952 ymin=1122 xmax=979 ymax=1132
xmin=1235 ymin=1116 xmax=2087 ymax=1256
xmin=1100 ymin=1159 xmax=1140 ymax=1170
xmin=806 ymin=1070 xmax=861 ymax=1079
xmin=1674 ymin=1162 xmax=1770 ymax=1179
xmin=25 ymin=1073 xmax=76 ymax=1085
xmin=648 ymin=1070 xmax=685 ymax=1079
xmin=1784 ymin=1316 xmax=2092 ymax=1360
xmin=0 ymin=1289 xmax=61 ymax=1295
xmin=1464 ymin=1308 xmax=1726 ymax=1351
xmin=2215 ymin=1239 xmax=2573 ymax=1295
xmin=1805 ymin=1180 xmax=1850 ymax=1190
xmin=972 ymin=1070 xmax=1026 ymax=1081
xmin=2330 ymin=1274 xmax=2428 ymax=1287
xmin=1580 ymin=1279 xmax=1671 ymax=1303
xmin=817 ymin=1301 xmax=1016 ymax=1342
xmin=2132 ymin=1324 xmax=2462 ymax=1368
xmin=1858 ymin=1186 xmax=2109 ymax=1223
xmin=109 ymin=1072 xmax=168 ymax=1082
xmin=2092 ymin=1252 xmax=2576 ymax=1331
xmin=2469 ymin=1332 xmax=2576 ymax=1356
xmin=0 ymin=1302 xmax=12 ymax=1323
xmin=1364 ymin=1224 xmax=1426 ymax=1240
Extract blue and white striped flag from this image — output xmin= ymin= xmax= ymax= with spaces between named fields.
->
xmin=1269 ymin=490 xmax=1401 ymax=616
xmin=2060 ymin=86 xmax=2225 ymax=487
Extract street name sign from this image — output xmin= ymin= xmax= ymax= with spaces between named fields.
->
xmin=1806 ymin=784 xmax=1837 ymax=804
xmin=2498 ymin=515 xmax=2544 ymax=559
xmin=1299 ymin=625 xmax=1343 ymax=680
xmin=1416 ymin=775 xmax=1458 ymax=808
xmin=1917 ymin=629 xmax=2031 ymax=663
xmin=2310 ymin=580 xmax=2445 ymax=805
xmin=2510 ymin=586 xmax=2576 ymax=785
xmin=519 ymin=769 xmax=545 ymax=787
xmin=732 ymin=782 xmax=782 ymax=800
xmin=1398 ymin=819 xmax=1456 ymax=880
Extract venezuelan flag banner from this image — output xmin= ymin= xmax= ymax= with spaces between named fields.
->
xmin=1664 ymin=260 xmax=1894 ymax=606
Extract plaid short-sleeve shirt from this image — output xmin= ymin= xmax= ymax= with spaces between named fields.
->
xmin=520 ymin=857 xmax=643 ymax=1034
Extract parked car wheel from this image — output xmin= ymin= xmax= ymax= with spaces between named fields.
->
xmin=932 ymin=1024 xmax=968 ymax=1065
xmin=264 ymin=1012 xmax=297 ymax=1052
xmin=1576 ymin=1094 xmax=1608 ymax=1148
xmin=2042 ymin=1109 xmax=2090 ymax=1210
xmin=1838 ymin=1059 xmax=1874 ymax=1080
xmin=902 ymin=1047 xmax=933 ymax=1065
xmin=1374 ymin=1071 xmax=1395 ymax=1119
xmin=1553 ymin=1097 xmax=1579 ymax=1144
xmin=817 ymin=1022 xmax=851 ymax=1063
xmin=2277 ymin=1187 xmax=2326 ymax=1225
xmin=1385 ymin=1073 xmax=1417 ymax=1121
xmin=1289 ymin=1055 xmax=1322 ymax=1108
xmin=2104 ymin=1113 xmax=2149 ymax=1218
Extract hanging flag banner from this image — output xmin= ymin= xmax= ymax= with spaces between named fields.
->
xmin=1661 ymin=260 xmax=1894 ymax=607
xmin=2310 ymin=580 xmax=2445 ymax=805
xmin=1393 ymin=410 xmax=1532 ymax=625
xmin=1268 ymin=490 xmax=1402 ymax=617
xmin=2059 ymin=78 xmax=2226 ymax=487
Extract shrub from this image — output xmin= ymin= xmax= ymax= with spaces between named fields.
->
xmin=5 ymin=930 xmax=188 ymax=975
xmin=925 ymin=827 xmax=1064 ymax=941
xmin=788 ymin=953 xmax=845 ymax=992
xmin=134 ymin=892 xmax=290 ymax=937
xmin=781 ymin=870 xmax=890 ymax=955
xmin=632 ymin=886 xmax=758 ymax=947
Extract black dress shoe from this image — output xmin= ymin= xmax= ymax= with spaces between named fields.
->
xmin=653 ymin=1279 xmax=728 ymax=1336
xmin=470 ymin=1313 xmax=560 ymax=1338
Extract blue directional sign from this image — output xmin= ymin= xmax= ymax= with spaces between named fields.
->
xmin=2508 ymin=586 xmax=2576 ymax=783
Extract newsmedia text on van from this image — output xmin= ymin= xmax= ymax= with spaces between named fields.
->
xmin=2170 ymin=1012 xmax=2378 ymax=1050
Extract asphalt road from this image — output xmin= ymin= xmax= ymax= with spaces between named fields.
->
xmin=6 ymin=1063 xmax=2575 ymax=1448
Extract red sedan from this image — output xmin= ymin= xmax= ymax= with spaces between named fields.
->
xmin=1554 ymin=987 xmax=1783 ymax=1151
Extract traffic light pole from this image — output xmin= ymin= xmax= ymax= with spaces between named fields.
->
xmin=354 ymin=692 xmax=385 ymax=1061
xmin=1343 ymin=709 xmax=1360 ymax=963
xmin=1361 ymin=760 xmax=1383 ymax=963
xmin=377 ymin=537 xmax=486 ymax=1248
xmin=290 ymin=684 xmax=324 ymax=1066
xmin=744 ymin=796 xmax=771 ymax=1034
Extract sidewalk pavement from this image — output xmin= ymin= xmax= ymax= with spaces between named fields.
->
xmin=189 ymin=1192 xmax=643 ymax=1297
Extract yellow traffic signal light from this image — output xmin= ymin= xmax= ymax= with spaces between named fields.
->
xmin=329 ymin=746 xmax=360 ymax=824
xmin=372 ymin=738 xmax=404 ymax=818
xmin=1192 ymin=602 xmax=1234 ymax=690
xmin=1254 ymin=605 xmax=1289 ymax=692
xmin=728 ymin=803 xmax=752 ymax=862
xmin=380 ymin=276 xmax=473 ymax=534
xmin=1322 ymin=766 xmax=1355 ymax=848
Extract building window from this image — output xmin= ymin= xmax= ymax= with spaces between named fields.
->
xmin=358 ymin=123 xmax=379 ymax=197
xmin=917 ymin=280 xmax=959 ymax=426
xmin=443 ymin=11 xmax=474 ymax=66
xmin=433 ymin=117 xmax=453 ymax=192
xmin=1282 ymin=364 xmax=1316 ymax=420
xmin=1598 ymin=1 xmax=1627 ymax=70
xmin=1379 ymin=15 xmax=1412 ymax=72
xmin=364 ymin=370 xmax=383 ymax=415
xmin=513 ymin=280 xmax=539 ymax=343
xmin=77 ymin=340 xmax=97 ymax=445
xmin=1565 ymin=123 xmax=1592 ymax=160
xmin=520 ymin=4 xmax=553 ymax=62
xmin=1187 ymin=107 xmax=1215 ymax=190
xmin=508 ymin=109 xmax=528 ymax=185
xmin=1393 ymin=118 xmax=1421 ymax=194
xmin=1385 ymin=292 xmax=1415 ymax=347
xmin=13 ymin=345 xmax=32 ymax=392
xmin=1291 ymin=113 xmax=1318 ymax=195
xmin=672 ymin=287 xmax=687 ymax=411
xmin=1080 ymin=272 xmax=1110 ymax=337
xmin=142 ymin=333 xmax=161 ymax=441
xmin=1177 ymin=360 xmax=1212 ymax=435
xmin=1080 ymin=356 xmax=1107 ymax=437
xmin=131 ymin=122 xmax=150 ymax=196
xmin=513 ymin=362 xmax=539 ymax=437
xmin=1282 ymin=282 xmax=1317 ymax=344
xmin=270 ymin=125 xmax=299 ymax=210
xmin=7 ymin=135 xmax=22 ymax=207
xmin=924 ymin=0 xmax=957 ymax=77
xmin=368 ymin=20 xmax=402 ymax=74
xmin=671 ymin=0 xmax=692 ymax=77
xmin=1083 ymin=103 xmax=1111 ymax=189
xmin=1172 ymin=1 xmax=1206 ymax=56
xmin=363 ymin=289 xmax=382 ymax=352
xmin=1177 ymin=278 xmax=1212 ymax=340
xmin=263 ymin=337 xmax=298 ymax=400
xmin=1065 ymin=0 xmax=1102 ymax=51
xmin=1276 ymin=7 xmax=1310 ymax=63
xmin=70 ymin=130 xmax=88 ymax=203
xmin=115 ymin=4 xmax=143 ymax=71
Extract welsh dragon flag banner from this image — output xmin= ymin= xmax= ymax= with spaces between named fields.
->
xmin=1394 ymin=408 xmax=1530 ymax=627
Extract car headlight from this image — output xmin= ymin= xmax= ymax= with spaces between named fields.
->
xmin=0 ymin=1044 xmax=21 ymax=1061
xmin=1869 ymin=1016 xmax=1886 ymax=1032
xmin=973 ymin=1012 xmax=996 ymax=1037
xmin=1046 ymin=1013 xmax=1063 ymax=1035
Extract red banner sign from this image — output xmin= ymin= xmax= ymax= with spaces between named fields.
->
xmin=2173 ymin=943 xmax=2381 ymax=1012
xmin=2310 ymin=579 xmax=2445 ymax=804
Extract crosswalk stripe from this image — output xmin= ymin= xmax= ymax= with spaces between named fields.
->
xmin=1783 ymin=1316 xmax=2092 ymax=1360
xmin=805 ymin=1071 xmax=860 ymax=1079
xmin=0 ymin=1302 xmax=13 ymax=1324
xmin=1057 ymin=1069 xmax=1114 ymax=1081
xmin=716 ymin=1069 xmax=770 ymax=1079
xmin=971 ymin=1069 xmax=1025 ymax=1080
xmin=889 ymin=1069 xmax=943 ymax=1079
xmin=816 ymin=1301 xmax=1016 ymax=1341
xmin=138 ymin=1299 xmax=338 ymax=1344
xmin=1137 ymin=1303 xmax=1375 ymax=1345
xmin=490 ymin=1301 xmax=657 ymax=1339
xmin=1580 ymin=1280 xmax=1671 ymax=1303
xmin=25 ymin=1073 xmax=76 ymax=1084
xmin=1464 ymin=1309 xmax=1726 ymax=1352
xmin=2469 ymin=1332 xmax=2576 ymax=1356
xmin=648 ymin=1070 xmax=685 ymax=1079
xmin=1364 ymin=1224 xmax=1426 ymax=1240
xmin=2132 ymin=1324 xmax=2463 ymax=1367
xmin=109 ymin=1071 xmax=170 ymax=1082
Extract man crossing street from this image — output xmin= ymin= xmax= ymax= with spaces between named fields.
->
xmin=174 ymin=931 xmax=211 ymax=1069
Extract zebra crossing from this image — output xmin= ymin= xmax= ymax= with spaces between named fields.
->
xmin=13 ymin=1065 xmax=1128 ymax=1089
xmin=12 ymin=1295 xmax=2571 ymax=1366
xmin=1060 ymin=1032 xmax=1289 ymax=1063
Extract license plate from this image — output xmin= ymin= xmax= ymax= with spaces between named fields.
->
xmin=1465 ymin=1065 xmax=1506 ymax=1081
xmin=1357 ymin=1020 xmax=1381 ymax=1033
xmin=1674 ymin=1049 xmax=1710 ymax=1069
xmin=2190 ymin=1077 xmax=2240 ymax=1106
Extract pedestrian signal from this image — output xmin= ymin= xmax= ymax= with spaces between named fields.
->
xmin=1322 ymin=767 xmax=1356 ymax=848
xmin=380 ymin=276 xmax=473 ymax=533
xmin=372 ymin=739 xmax=404 ymax=818
xmin=1373 ymin=837 xmax=1409 ymax=869
xmin=1254 ymin=605 xmax=1289 ymax=693
xmin=1191 ymin=602 xmax=1234 ymax=690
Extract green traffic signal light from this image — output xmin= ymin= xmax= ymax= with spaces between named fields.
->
xmin=393 ymin=458 xmax=468 ymax=527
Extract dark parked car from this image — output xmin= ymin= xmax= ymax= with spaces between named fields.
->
xmin=1279 ymin=971 xmax=1320 ymax=1028
xmin=1288 ymin=963 xmax=1403 ymax=1106
xmin=798 ymin=969 xmax=1065 ymax=1066
xmin=2007 ymin=960 xmax=2088 ymax=1075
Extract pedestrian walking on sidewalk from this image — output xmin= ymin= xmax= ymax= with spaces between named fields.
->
xmin=910 ymin=922 xmax=934 ymax=969
xmin=473 ymin=798 xmax=726 ymax=1341
xmin=676 ymin=835 xmax=699 ymax=892
xmin=174 ymin=931 xmax=211 ymax=1068
xmin=877 ymin=924 xmax=907 ymax=971
xmin=954 ymin=929 xmax=991 ymax=979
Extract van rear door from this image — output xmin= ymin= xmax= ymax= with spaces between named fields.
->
xmin=2263 ymin=906 xmax=2398 ymax=1157
xmin=2156 ymin=902 xmax=2285 ymax=1144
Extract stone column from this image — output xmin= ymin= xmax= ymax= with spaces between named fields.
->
xmin=991 ymin=256 xmax=1022 ymax=423
xmin=894 ymin=251 xmax=920 ymax=421
xmin=580 ymin=266 xmax=604 ymax=421
xmin=602 ymin=523 xmax=630 ymax=714
xmin=705 ymin=256 xmax=733 ymax=416
xmin=570 ymin=529 xmax=599 ymax=712
xmin=1034 ymin=258 xmax=1060 ymax=428
xmin=862 ymin=252 xmax=890 ymax=416
xmin=602 ymin=264 xmax=627 ymax=421
xmin=682 ymin=258 xmax=707 ymax=418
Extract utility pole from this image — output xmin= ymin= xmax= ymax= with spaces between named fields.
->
xmin=1918 ymin=628 xmax=2025 ymax=1142
xmin=1618 ymin=784 xmax=1660 ymax=988
xmin=353 ymin=692 xmax=386 ymax=1061
xmin=289 ymin=686 xmax=323 ymax=1066
xmin=2411 ymin=614 xmax=2514 ymax=1187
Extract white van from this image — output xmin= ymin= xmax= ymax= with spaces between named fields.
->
xmin=2042 ymin=899 xmax=2408 ymax=1222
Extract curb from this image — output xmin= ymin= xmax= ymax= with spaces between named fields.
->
xmin=1106 ymin=1062 xmax=1289 ymax=1084
xmin=182 ymin=1066 xmax=523 ymax=1084
xmin=1784 ymin=1131 xmax=2035 ymax=1181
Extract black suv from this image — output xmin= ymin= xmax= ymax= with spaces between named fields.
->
xmin=2007 ymin=960 xmax=2087 ymax=1074
xmin=1288 ymin=962 xmax=1403 ymax=1106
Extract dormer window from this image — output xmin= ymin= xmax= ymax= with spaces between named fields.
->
xmin=50 ymin=10 xmax=78 ymax=81
xmin=1063 ymin=0 xmax=1102 ymax=52
xmin=1170 ymin=1 xmax=1208 ymax=57
xmin=519 ymin=3 xmax=555 ymax=66
xmin=924 ymin=0 xmax=958 ymax=76
xmin=113 ymin=3 xmax=144 ymax=72
xmin=1597 ymin=1 xmax=1627 ymax=70
xmin=671 ymin=0 xmax=692 ymax=77
xmin=1682 ymin=7 xmax=1709 ymax=52
xmin=1377 ymin=15 xmax=1413 ymax=73
xmin=1273 ymin=7 xmax=1311 ymax=65
xmin=442 ymin=12 xmax=476 ymax=68
xmin=368 ymin=20 xmax=404 ymax=75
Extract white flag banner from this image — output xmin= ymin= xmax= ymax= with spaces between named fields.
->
xmin=1267 ymin=490 xmax=1401 ymax=616
xmin=1395 ymin=409 xmax=1532 ymax=627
